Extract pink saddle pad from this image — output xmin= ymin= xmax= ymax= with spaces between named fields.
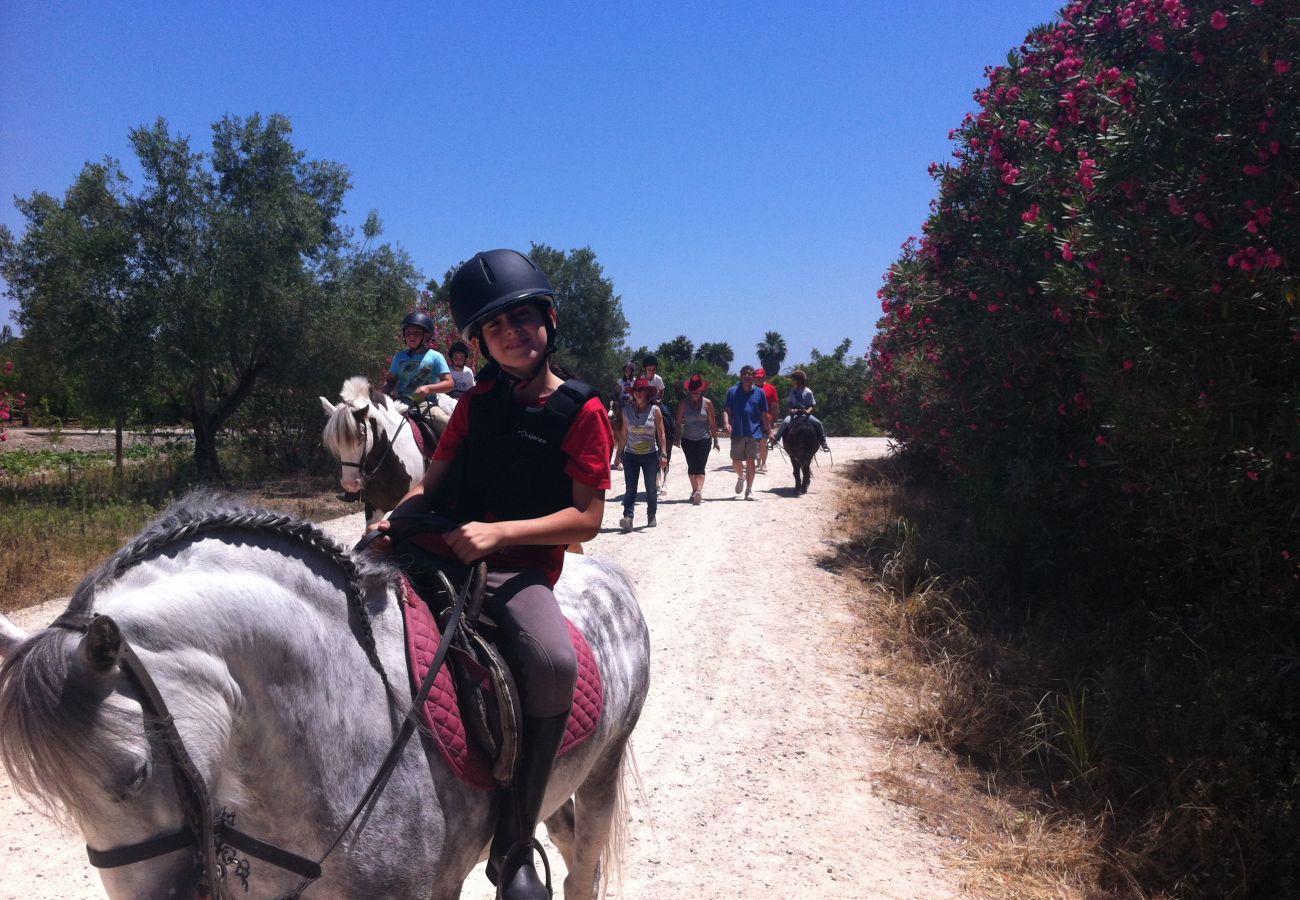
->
xmin=400 ymin=577 xmax=604 ymax=790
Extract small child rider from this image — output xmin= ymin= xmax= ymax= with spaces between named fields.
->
xmin=770 ymin=368 xmax=831 ymax=452
xmin=369 ymin=249 xmax=613 ymax=900
xmin=383 ymin=311 xmax=454 ymax=402
xmin=446 ymin=339 xmax=476 ymax=399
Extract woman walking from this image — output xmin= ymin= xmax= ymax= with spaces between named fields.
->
xmin=614 ymin=377 xmax=667 ymax=532
xmin=675 ymin=373 xmax=719 ymax=505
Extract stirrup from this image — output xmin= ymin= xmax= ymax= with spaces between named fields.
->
xmin=495 ymin=836 xmax=553 ymax=900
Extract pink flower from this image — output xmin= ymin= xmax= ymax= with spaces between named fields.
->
xmin=1148 ymin=32 xmax=1166 ymax=52
xmin=1166 ymin=194 xmax=1186 ymax=215
xmin=1095 ymin=435 xmax=1108 ymax=446
xmin=1276 ymin=60 xmax=1292 ymax=75
xmin=1243 ymin=164 xmax=1265 ymax=176
xmin=1246 ymin=471 xmax=1260 ymax=481
xmin=1123 ymin=359 xmax=1135 ymax=370
xmin=1210 ymin=10 xmax=1228 ymax=29
xmin=2 ymin=361 xmax=11 ymax=375
xmin=987 ymin=303 xmax=1001 ymax=313
xmin=1061 ymin=243 xmax=1075 ymax=262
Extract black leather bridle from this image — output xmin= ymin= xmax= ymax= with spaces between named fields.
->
xmin=337 ymin=406 xmax=408 ymax=486
xmin=51 ymin=521 xmax=474 ymax=898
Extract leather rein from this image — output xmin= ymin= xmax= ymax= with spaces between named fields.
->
xmin=51 ymin=514 xmax=474 ymax=898
xmin=338 ymin=405 xmax=410 ymax=483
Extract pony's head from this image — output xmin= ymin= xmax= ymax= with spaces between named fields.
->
xmin=320 ymin=377 xmax=393 ymax=494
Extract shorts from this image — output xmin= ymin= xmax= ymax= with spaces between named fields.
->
xmin=729 ymin=435 xmax=760 ymax=462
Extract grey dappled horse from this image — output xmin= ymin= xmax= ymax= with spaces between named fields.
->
xmin=0 ymin=493 xmax=650 ymax=899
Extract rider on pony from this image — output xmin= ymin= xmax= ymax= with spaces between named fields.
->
xmin=770 ymin=368 xmax=831 ymax=453
xmin=447 ymin=339 xmax=477 ymax=399
xmin=373 ymin=249 xmax=613 ymax=900
xmin=384 ymin=310 xmax=455 ymax=449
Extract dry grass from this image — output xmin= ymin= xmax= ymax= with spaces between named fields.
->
xmin=828 ymin=457 xmax=1144 ymax=900
xmin=0 ymin=460 xmax=357 ymax=614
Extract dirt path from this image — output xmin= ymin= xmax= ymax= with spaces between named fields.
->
xmin=1 ymin=437 xmax=964 ymax=899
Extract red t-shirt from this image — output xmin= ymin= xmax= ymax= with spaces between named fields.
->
xmin=422 ymin=381 xmax=613 ymax=584
xmin=761 ymin=382 xmax=780 ymax=416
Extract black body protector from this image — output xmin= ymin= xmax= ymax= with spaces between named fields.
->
xmin=429 ymin=379 xmax=600 ymax=531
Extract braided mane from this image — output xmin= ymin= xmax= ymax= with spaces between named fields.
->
xmin=66 ymin=490 xmax=391 ymax=691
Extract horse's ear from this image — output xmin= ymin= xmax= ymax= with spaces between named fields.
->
xmin=0 ymin=614 xmax=28 ymax=659
xmin=320 ymin=397 xmax=339 ymax=416
xmin=79 ymin=615 xmax=124 ymax=674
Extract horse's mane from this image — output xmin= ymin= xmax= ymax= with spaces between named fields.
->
xmin=0 ymin=490 xmax=393 ymax=821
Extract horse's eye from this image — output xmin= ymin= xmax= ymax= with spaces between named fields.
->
xmin=114 ymin=760 xmax=152 ymax=802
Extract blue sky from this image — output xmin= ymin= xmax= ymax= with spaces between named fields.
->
xmin=0 ymin=0 xmax=1063 ymax=371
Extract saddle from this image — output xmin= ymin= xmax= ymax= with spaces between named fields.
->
xmin=403 ymin=400 xmax=450 ymax=459
xmin=398 ymin=554 xmax=522 ymax=784
xmin=391 ymin=543 xmax=603 ymax=789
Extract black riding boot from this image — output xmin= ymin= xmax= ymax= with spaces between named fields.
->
xmin=488 ymin=712 xmax=570 ymax=899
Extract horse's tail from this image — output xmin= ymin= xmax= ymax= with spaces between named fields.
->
xmin=599 ymin=739 xmax=644 ymax=898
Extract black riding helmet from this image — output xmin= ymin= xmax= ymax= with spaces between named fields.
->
xmin=401 ymin=310 xmax=434 ymax=334
xmin=448 ymin=340 xmax=471 ymax=357
xmin=448 ymin=250 xmax=556 ymax=347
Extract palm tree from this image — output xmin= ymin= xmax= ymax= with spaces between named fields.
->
xmin=756 ymin=331 xmax=787 ymax=375
xmin=695 ymin=341 xmax=734 ymax=370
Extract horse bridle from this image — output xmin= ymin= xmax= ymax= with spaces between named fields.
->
xmin=50 ymin=526 xmax=475 ymax=898
xmin=51 ymin=613 xmax=322 ymax=898
xmin=338 ymin=405 xmax=409 ymax=485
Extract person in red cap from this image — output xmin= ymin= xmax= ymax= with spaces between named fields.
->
xmin=754 ymin=367 xmax=780 ymax=474
xmin=613 ymin=377 xmax=668 ymax=530
xmin=674 ymin=373 xmax=720 ymax=505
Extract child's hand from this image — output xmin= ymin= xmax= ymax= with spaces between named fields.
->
xmin=445 ymin=521 xmax=504 ymax=563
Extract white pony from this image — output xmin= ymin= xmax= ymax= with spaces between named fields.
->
xmin=320 ymin=377 xmax=453 ymax=525
xmin=0 ymin=493 xmax=651 ymax=899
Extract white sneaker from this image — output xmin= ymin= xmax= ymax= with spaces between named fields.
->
xmin=619 ymin=516 xmax=632 ymax=533
xmin=744 ymin=490 xmax=755 ymax=501
xmin=735 ymin=475 xmax=744 ymax=494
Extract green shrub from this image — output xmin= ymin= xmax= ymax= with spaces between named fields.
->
xmin=864 ymin=2 xmax=1300 ymax=895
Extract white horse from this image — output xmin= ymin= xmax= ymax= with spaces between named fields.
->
xmin=320 ymin=377 xmax=453 ymax=525
xmin=0 ymin=493 xmax=651 ymax=899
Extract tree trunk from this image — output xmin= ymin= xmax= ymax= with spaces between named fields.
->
xmin=193 ymin=418 xmax=222 ymax=478
xmin=114 ymin=413 xmax=125 ymax=470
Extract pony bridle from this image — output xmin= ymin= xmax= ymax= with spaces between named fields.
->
xmin=52 ymin=613 xmax=322 ymax=898
xmin=338 ymin=405 xmax=407 ymax=486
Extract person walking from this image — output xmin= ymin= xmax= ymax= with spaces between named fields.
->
xmin=614 ymin=377 xmax=667 ymax=531
xmin=675 ymin=373 xmax=719 ymax=505
xmin=721 ymin=365 xmax=771 ymax=501
xmin=754 ymin=367 xmax=780 ymax=474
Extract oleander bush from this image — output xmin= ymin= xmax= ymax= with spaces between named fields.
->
xmin=864 ymin=2 xmax=1299 ymax=895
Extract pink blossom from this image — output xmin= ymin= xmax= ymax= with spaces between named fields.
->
xmin=987 ymin=303 xmax=1001 ymax=313
xmin=1246 ymin=471 xmax=1260 ymax=481
xmin=1123 ymin=359 xmax=1135 ymax=370
xmin=1148 ymin=32 xmax=1166 ymax=52
xmin=1095 ymin=435 xmax=1108 ymax=446
xmin=1166 ymin=194 xmax=1186 ymax=215
xmin=1243 ymin=164 xmax=1265 ymax=176
xmin=1061 ymin=243 xmax=1075 ymax=262
xmin=1276 ymin=60 xmax=1292 ymax=75
xmin=1210 ymin=10 xmax=1228 ymax=29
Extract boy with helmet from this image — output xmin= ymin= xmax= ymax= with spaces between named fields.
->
xmin=372 ymin=249 xmax=612 ymax=900
xmin=770 ymin=368 xmax=831 ymax=452
xmin=446 ymin=339 xmax=476 ymax=399
xmin=384 ymin=310 xmax=454 ymax=402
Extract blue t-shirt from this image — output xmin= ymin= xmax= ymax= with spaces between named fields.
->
xmin=725 ymin=384 xmax=769 ymax=439
xmin=388 ymin=348 xmax=450 ymax=397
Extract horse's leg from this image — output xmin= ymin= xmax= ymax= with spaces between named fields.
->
xmin=558 ymin=737 xmax=631 ymax=900
xmin=543 ymin=797 xmax=578 ymax=868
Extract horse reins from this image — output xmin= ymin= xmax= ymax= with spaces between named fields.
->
xmin=50 ymin=516 xmax=475 ymax=898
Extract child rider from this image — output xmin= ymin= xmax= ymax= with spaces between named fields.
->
xmin=371 ymin=249 xmax=613 ymax=900
xmin=769 ymin=368 xmax=831 ymax=452
xmin=384 ymin=310 xmax=454 ymax=402
xmin=446 ymin=339 xmax=476 ymax=399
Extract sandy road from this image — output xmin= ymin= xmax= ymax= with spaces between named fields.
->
xmin=1 ymin=437 xmax=963 ymax=898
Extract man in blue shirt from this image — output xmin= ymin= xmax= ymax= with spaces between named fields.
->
xmin=722 ymin=365 xmax=771 ymax=501
xmin=384 ymin=311 xmax=453 ymax=401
